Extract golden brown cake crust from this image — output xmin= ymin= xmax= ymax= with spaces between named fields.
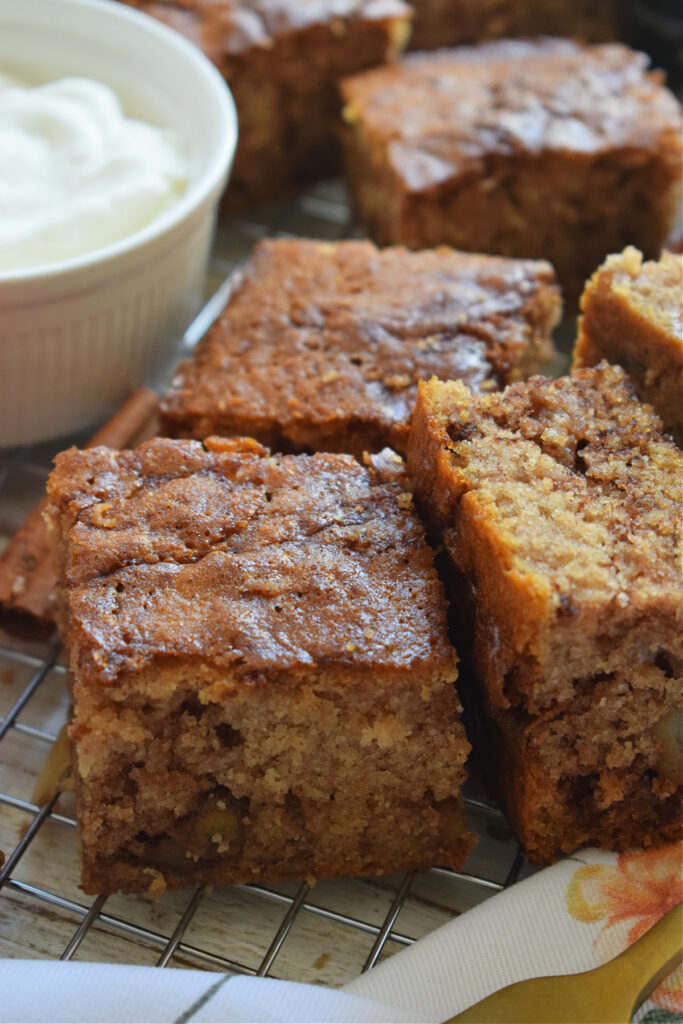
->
xmin=340 ymin=40 xmax=682 ymax=303
xmin=342 ymin=40 xmax=680 ymax=190
xmin=408 ymin=0 xmax=619 ymax=50
xmin=126 ymin=0 xmax=410 ymax=51
xmin=574 ymin=247 xmax=683 ymax=445
xmin=407 ymin=364 xmax=682 ymax=862
xmin=160 ymin=239 xmax=560 ymax=456
xmin=47 ymin=437 xmax=474 ymax=893
xmin=49 ymin=437 xmax=456 ymax=682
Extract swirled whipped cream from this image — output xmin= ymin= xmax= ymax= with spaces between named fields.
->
xmin=0 ymin=72 xmax=188 ymax=271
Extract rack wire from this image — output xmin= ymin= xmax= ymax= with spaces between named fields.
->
xmin=0 ymin=179 xmax=533 ymax=985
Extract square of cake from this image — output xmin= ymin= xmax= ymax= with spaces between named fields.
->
xmin=573 ymin=247 xmax=683 ymax=445
xmin=409 ymin=0 xmax=618 ymax=51
xmin=160 ymin=239 xmax=560 ymax=457
xmin=340 ymin=39 xmax=682 ymax=303
xmin=46 ymin=436 xmax=474 ymax=895
xmin=407 ymin=363 xmax=682 ymax=862
xmin=123 ymin=0 xmax=411 ymax=210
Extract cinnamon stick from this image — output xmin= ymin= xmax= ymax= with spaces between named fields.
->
xmin=0 ymin=388 xmax=159 ymax=633
xmin=86 ymin=387 xmax=159 ymax=449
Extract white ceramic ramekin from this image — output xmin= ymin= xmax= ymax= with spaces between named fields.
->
xmin=0 ymin=0 xmax=238 ymax=447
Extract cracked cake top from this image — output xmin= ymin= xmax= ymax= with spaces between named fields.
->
xmin=160 ymin=238 xmax=560 ymax=453
xmin=47 ymin=436 xmax=455 ymax=684
xmin=340 ymin=39 xmax=682 ymax=191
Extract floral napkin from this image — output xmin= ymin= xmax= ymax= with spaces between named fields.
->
xmin=1 ymin=842 xmax=681 ymax=1024
xmin=345 ymin=842 xmax=682 ymax=1024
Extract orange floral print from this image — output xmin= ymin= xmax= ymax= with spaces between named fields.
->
xmin=566 ymin=843 xmax=683 ymax=1012
xmin=650 ymin=964 xmax=683 ymax=1014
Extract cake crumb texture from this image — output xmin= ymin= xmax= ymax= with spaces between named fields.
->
xmin=574 ymin=247 xmax=683 ymax=445
xmin=407 ymin=363 xmax=682 ymax=862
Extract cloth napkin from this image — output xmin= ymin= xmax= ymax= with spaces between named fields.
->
xmin=2 ymin=842 xmax=681 ymax=1024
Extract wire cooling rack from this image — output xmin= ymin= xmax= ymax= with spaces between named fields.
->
xmin=0 ymin=180 xmax=538 ymax=984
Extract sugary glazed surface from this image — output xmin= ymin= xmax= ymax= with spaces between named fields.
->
xmin=48 ymin=437 xmax=456 ymax=687
xmin=123 ymin=0 xmax=411 ymax=53
xmin=161 ymin=238 xmax=560 ymax=453
xmin=341 ymin=39 xmax=682 ymax=191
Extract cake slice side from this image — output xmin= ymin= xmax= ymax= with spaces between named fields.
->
xmin=408 ymin=365 xmax=682 ymax=713
xmin=407 ymin=364 xmax=683 ymax=861
xmin=475 ymin=680 xmax=683 ymax=863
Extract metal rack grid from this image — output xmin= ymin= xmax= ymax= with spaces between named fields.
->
xmin=0 ymin=180 xmax=534 ymax=984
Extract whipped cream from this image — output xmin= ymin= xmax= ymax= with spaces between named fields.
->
xmin=0 ymin=72 xmax=189 ymax=271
